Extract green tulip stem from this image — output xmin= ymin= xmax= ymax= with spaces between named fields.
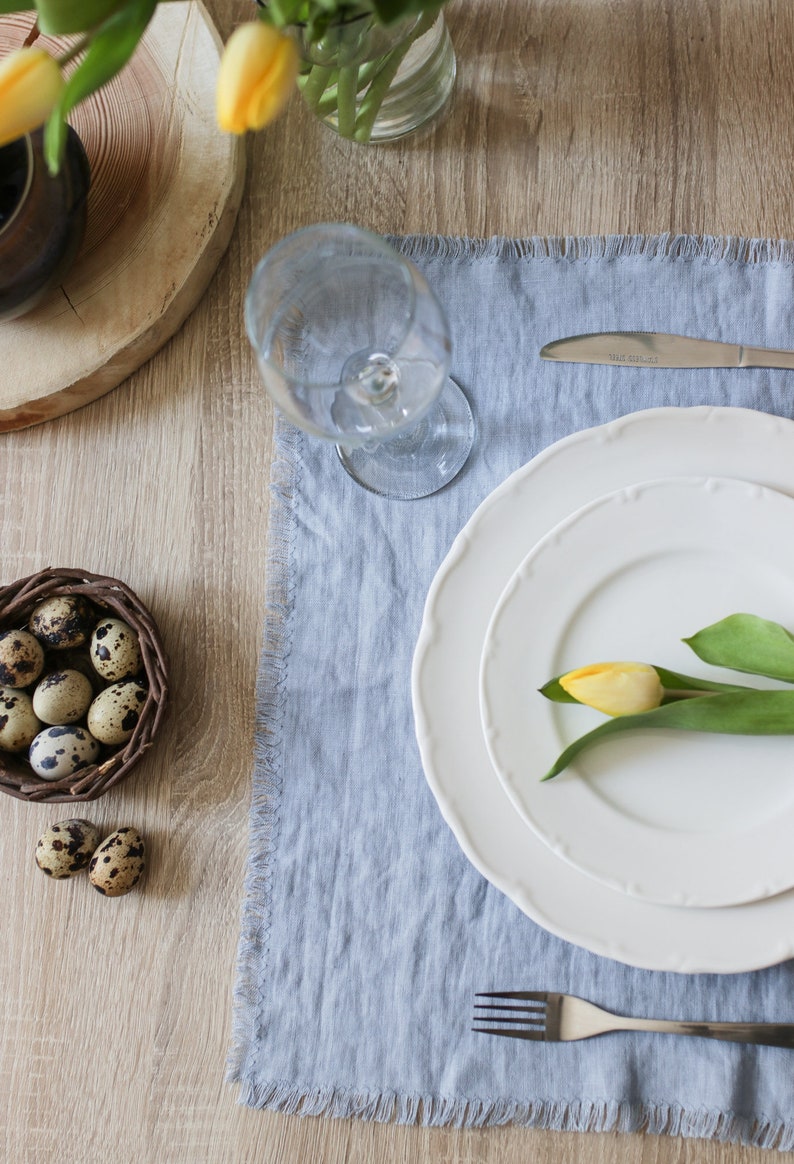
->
xmin=313 ymin=81 xmax=341 ymax=117
xmin=312 ymin=84 xmax=339 ymax=116
xmin=297 ymin=11 xmax=438 ymax=142
xmin=336 ymin=64 xmax=359 ymax=138
xmin=299 ymin=64 xmax=335 ymax=111
xmin=353 ymin=10 xmax=435 ymax=143
xmin=301 ymin=59 xmax=386 ymax=118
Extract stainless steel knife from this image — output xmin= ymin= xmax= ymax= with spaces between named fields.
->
xmin=539 ymin=331 xmax=794 ymax=369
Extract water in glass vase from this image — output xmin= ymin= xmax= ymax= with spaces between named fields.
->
xmin=297 ymin=12 xmax=456 ymax=143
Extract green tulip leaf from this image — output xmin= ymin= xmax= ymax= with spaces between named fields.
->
xmin=265 ymin=0 xmax=312 ymax=27
xmin=538 ymin=677 xmax=579 ymax=703
xmin=0 ymin=1 xmax=34 ymax=13
xmin=34 ymin=0 xmax=124 ymax=35
xmin=371 ymin=0 xmax=443 ymax=21
xmin=58 ymin=0 xmax=156 ymax=110
xmin=541 ymin=688 xmax=794 ymax=781
xmin=43 ymin=114 xmax=68 ymax=177
xmin=684 ymin=613 xmax=794 ymax=683
xmin=646 ymin=666 xmax=752 ymax=695
xmin=44 ymin=0 xmax=156 ymax=173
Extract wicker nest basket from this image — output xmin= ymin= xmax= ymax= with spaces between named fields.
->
xmin=0 ymin=568 xmax=169 ymax=803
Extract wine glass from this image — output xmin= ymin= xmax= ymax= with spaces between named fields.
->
xmin=244 ymin=223 xmax=474 ymax=500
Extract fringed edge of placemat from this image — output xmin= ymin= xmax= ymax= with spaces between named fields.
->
xmin=390 ymin=232 xmax=794 ymax=265
xmin=227 ymin=413 xmax=302 ymax=1086
xmin=233 ymin=1083 xmax=794 ymax=1150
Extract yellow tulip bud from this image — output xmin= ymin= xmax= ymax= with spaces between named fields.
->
xmin=558 ymin=662 xmax=664 ymax=717
xmin=216 ymin=22 xmax=299 ymax=135
xmin=0 ymin=48 xmax=64 ymax=149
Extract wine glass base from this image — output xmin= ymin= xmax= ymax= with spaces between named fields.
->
xmin=336 ymin=377 xmax=475 ymax=500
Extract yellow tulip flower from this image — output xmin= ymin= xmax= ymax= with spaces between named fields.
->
xmin=0 ymin=48 xmax=65 ymax=149
xmin=558 ymin=662 xmax=664 ymax=717
xmin=216 ymin=22 xmax=299 ymax=135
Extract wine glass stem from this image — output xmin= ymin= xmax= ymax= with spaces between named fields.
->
xmin=342 ymin=350 xmax=400 ymax=406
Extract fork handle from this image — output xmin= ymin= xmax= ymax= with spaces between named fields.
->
xmin=611 ymin=1016 xmax=794 ymax=1048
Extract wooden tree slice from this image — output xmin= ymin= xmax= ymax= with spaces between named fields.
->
xmin=0 ymin=1 xmax=245 ymax=430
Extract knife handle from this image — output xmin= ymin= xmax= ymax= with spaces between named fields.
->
xmin=740 ymin=345 xmax=794 ymax=370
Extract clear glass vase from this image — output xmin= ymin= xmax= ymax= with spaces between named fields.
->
xmin=295 ymin=11 xmax=456 ymax=143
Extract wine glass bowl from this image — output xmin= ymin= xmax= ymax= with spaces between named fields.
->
xmin=245 ymin=224 xmax=474 ymax=499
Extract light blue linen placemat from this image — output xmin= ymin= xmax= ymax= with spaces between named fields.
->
xmin=228 ymin=235 xmax=794 ymax=1149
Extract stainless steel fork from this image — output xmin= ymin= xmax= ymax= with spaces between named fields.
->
xmin=473 ymin=992 xmax=794 ymax=1048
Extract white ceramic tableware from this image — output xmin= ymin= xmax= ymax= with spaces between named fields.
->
xmin=480 ymin=475 xmax=794 ymax=909
xmin=412 ymin=406 xmax=794 ymax=973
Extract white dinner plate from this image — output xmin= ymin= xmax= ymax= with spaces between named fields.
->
xmin=479 ymin=475 xmax=794 ymax=909
xmin=411 ymin=406 xmax=794 ymax=973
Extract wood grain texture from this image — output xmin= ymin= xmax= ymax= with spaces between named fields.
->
xmin=0 ymin=2 xmax=244 ymax=429
xmin=1 ymin=0 xmax=792 ymax=1161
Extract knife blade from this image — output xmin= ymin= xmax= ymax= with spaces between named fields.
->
xmin=539 ymin=332 xmax=794 ymax=369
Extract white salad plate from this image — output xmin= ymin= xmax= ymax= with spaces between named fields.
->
xmin=411 ymin=406 xmax=794 ymax=973
xmin=479 ymin=475 xmax=794 ymax=909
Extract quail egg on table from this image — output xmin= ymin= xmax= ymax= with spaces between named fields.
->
xmin=0 ymin=629 xmax=45 ymax=688
xmin=33 ymin=669 xmax=94 ymax=725
xmin=35 ymin=818 xmax=101 ymax=879
xmin=88 ymin=828 xmax=146 ymax=896
xmin=29 ymin=594 xmax=96 ymax=649
xmin=0 ymin=686 xmax=41 ymax=752
xmin=87 ymin=680 xmax=147 ymax=745
xmin=29 ymin=725 xmax=100 ymax=779
xmin=90 ymin=618 xmax=143 ymax=682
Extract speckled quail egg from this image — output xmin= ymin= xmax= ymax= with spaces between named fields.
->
xmin=0 ymin=686 xmax=41 ymax=752
xmin=33 ymin=669 xmax=94 ymax=725
xmin=29 ymin=594 xmax=96 ymax=649
xmin=28 ymin=724 xmax=100 ymax=780
xmin=89 ymin=618 xmax=142 ymax=682
xmin=0 ymin=629 xmax=45 ymax=688
xmin=88 ymin=827 xmax=146 ymax=896
xmin=35 ymin=818 xmax=101 ymax=879
xmin=87 ymin=680 xmax=147 ymax=746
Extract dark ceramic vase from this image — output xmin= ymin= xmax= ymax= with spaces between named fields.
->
xmin=0 ymin=126 xmax=91 ymax=322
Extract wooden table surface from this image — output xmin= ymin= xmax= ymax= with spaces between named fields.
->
xmin=2 ymin=1 xmax=793 ymax=1160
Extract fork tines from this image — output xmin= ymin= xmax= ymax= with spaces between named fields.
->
xmin=473 ymin=991 xmax=549 ymax=1041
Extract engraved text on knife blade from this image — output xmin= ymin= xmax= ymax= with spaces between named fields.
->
xmin=609 ymin=352 xmax=660 ymax=364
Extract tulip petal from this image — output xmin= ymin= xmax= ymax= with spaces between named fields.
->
xmin=558 ymin=662 xmax=664 ymax=717
xmin=0 ymin=49 xmax=64 ymax=148
xmin=540 ymin=666 xmax=749 ymax=703
xmin=217 ymin=22 xmax=298 ymax=134
xmin=244 ymin=41 xmax=299 ymax=129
